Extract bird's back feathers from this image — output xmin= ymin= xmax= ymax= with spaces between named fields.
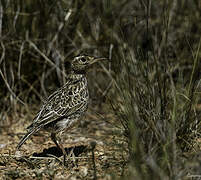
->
xmin=17 ymin=74 xmax=89 ymax=149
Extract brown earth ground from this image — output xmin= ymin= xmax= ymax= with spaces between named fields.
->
xmin=0 ymin=104 xmax=128 ymax=179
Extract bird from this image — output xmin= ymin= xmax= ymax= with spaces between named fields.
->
xmin=16 ymin=54 xmax=107 ymax=165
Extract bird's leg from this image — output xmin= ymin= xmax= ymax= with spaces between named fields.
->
xmin=51 ymin=133 xmax=67 ymax=166
xmin=68 ymin=147 xmax=77 ymax=167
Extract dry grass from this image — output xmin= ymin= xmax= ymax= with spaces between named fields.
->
xmin=1 ymin=0 xmax=201 ymax=179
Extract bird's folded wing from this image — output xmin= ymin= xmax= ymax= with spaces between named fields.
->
xmin=31 ymin=83 xmax=87 ymax=128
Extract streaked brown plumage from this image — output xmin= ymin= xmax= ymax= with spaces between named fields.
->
xmin=17 ymin=54 xmax=106 ymax=165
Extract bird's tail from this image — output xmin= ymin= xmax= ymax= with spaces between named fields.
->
xmin=16 ymin=127 xmax=39 ymax=150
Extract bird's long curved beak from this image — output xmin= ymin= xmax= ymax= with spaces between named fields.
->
xmin=90 ymin=57 xmax=108 ymax=65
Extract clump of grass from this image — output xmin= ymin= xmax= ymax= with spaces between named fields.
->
xmin=110 ymin=33 xmax=201 ymax=180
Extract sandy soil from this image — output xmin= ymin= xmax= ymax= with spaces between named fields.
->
xmin=0 ymin=107 xmax=127 ymax=179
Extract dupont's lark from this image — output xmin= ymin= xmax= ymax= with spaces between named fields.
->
xmin=17 ymin=54 xmax=106 ymax=165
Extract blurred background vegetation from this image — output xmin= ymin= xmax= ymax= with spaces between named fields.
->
xmin=0 ymin=0 xmax=201 ymax=179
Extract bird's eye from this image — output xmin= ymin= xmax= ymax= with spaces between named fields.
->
xmin=80 ymin=57 xmax=86 ymax=63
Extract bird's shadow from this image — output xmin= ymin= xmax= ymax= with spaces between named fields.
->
xmin=32 ymin=145 xmax=87 ymax=158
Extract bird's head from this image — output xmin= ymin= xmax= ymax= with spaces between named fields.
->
xmin=71 ymin=54 xmax=107 ymax=73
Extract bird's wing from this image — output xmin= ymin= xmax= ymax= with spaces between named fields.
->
xmin=31 ymin=77 xmax=88 ymax=128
